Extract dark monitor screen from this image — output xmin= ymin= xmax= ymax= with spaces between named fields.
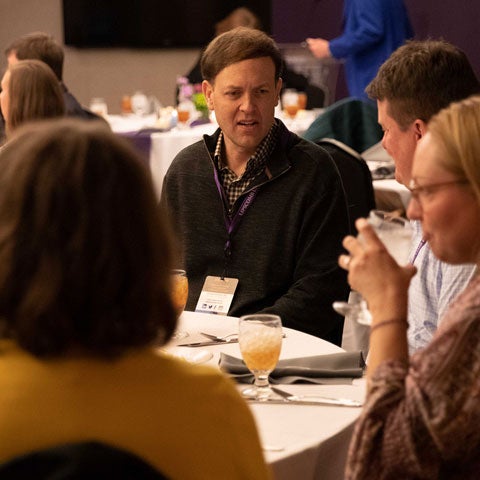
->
xmin=62 ymin=0 xmax=271 ymax=48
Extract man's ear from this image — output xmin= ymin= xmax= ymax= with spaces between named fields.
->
xmin=414 ymin=119 xmax=428 ymax=141
xmin=275 ymin=77 xmax=283 ymax=106
xmin=202 ymin=80 xmax=214 ymax=110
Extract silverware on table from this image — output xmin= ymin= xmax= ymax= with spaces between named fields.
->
xmin=200 ymin=331 xmax=286 ymax=342
xmin=269 ymin=386 xmax=363 ymax=407
xmin=200 ymin=332 xmax=238 ymax=342
xmin=177 ymin=338 xmax=239 ymax=347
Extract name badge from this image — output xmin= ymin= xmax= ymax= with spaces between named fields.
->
xmin=195 ymin=276 xmax=239 ymax=315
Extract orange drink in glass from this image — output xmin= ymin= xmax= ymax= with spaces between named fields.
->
xmin=171 ymin=269 xmax=188 ymax=317
xmin=239 ymin=314 xmax=283 ymax=400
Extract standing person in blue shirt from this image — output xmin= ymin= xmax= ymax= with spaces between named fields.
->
xmin=306 ymin=0 xmax=413 ymax=100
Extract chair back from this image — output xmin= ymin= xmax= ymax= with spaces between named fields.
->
xmin=0 ymin=441 xmax=168 ymax=479
xmin=317 ymin=138 xmax=376 ymax=235
xmin=303 ymin=97 xmax=383 ymax=153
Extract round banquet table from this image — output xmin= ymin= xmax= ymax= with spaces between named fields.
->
xmin=165 ymin=311 xmax=366 ymax=480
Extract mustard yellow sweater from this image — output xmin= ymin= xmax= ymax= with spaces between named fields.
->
xmin=0 ymin=340 xmax=271 ymax=479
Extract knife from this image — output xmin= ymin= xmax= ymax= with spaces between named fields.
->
xmin=176 ymin=338 xmax=239 ymax=347
xmin=270 ymin=387 xmax=363 ymax=407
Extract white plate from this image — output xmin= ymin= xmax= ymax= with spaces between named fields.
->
xmin=164 ymin=347 xmax=213 ymax=365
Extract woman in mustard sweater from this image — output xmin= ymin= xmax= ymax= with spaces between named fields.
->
xmin=0 ymin=118 xmax=271 ymax=480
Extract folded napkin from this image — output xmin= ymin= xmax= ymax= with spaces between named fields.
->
xmin=219 ymin=351 xmax=365 ymax=385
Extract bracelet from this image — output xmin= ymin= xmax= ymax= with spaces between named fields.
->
xmin=370 ymin=318 xmax=409 ymax=333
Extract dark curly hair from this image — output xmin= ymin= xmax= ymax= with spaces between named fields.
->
xmin=0 ymin=118 xmax=177 ymax=358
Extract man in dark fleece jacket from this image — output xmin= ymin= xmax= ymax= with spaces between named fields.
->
xmin=162 ymin=27 xmax=350 ymax=345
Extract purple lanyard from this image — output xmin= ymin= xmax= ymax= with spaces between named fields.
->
xmin=213 ymin=167 xmax=258 ymax=276
xmin=410 ymin=239 xmax=426 ymax=265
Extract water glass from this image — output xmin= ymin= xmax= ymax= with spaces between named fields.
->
xmin=333 ymin=210 xmax=413 ymax=325
xmin=238 ymin=314 xmax=283 ymax=400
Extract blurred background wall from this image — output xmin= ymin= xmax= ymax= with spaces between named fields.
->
xmin=0 ymin=0 xmax=478 ymax=113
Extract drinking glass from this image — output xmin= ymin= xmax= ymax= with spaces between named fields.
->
xmin=238 ymin=314 xmax=283 ymax=400
xmin=297 ymin=92 xmax=307 ymax=110
xmin=131 ymin=91 xmax=150 ymax=116
xmin=89 ymin=97 xmax=108 ymax=117
xmin=176 ymin=100 xmax=195 ymax=129
xmin=171 ymin=269 xmax=189 ymax=339
xmin=120 ymin=95 xmax=132 ymax=115
xmin=282 ymin=89 xmax=299 ymax=119
xmin=333 ymin=210 xmax=413 ymax=325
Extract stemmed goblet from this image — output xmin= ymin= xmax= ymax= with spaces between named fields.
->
xmin=171 ymin=269 xmax=189 ymax=339
xmin=238 ymin=314 xmax=283 ymax=400
xmin=282 ymin=89 xmax=300 ymax=119
xmin=333 ymin=210 xmax=413 ymax=325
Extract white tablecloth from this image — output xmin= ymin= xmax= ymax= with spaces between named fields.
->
xmin=150 ymin=123 xmax=217 ymax=197
xmin=167 ymin=311 xmax=366 ymax=480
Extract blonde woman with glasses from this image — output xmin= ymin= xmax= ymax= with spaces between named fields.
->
xmin=340 ymin=96 xmax=480 ymax=478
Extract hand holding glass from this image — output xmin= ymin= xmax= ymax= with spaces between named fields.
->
xmin=238 ymin=314 xmax=283 ymax=400
xmin=333 ymin=210 xmax=413 ymax=325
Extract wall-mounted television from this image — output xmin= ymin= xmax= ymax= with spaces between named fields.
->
xmin=62 ymin=0 xmax=271 ymax=48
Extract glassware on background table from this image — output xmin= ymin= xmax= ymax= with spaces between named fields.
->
xmin=176 ymin=99 xmax=195 ymax=129
xmin=131 ymin=91 xmax=150 ymax=116
xmin=297 ymin=92 xmax=307 ymax=110
xmin=281 ymin=89 xmax=300 ymax=118
xmin=238 ymin=314 xmax=283 ymax=400
xmin=89 ymin=97 xmax=108 ymax=117
xmin=333 ymin=209 xmax=413 ymax=325
xmin=120 ymin=95 xmax=133 ymax=115
xmin=171 ymin=269 xmax=189 ymax=339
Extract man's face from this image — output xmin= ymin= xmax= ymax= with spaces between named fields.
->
xmin=203 ymin=57 xmax=281 ymax=164
xmin=377 ymin=99 xmax=423 ymax=186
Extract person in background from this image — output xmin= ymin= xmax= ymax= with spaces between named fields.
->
xmin=0 ymin=59 xmax=65 ymax=140
xmin=185 ymin=7 xmax=326 ymax=109
xmin=340 ymin=95 xmax=480 ymax=479
xmin=366 ymin=40 xmax=479 ymax=353
xmin=0 ymin=118 xmax=271 ymax=480
xmin=162 ymin=27 xmax=350 ymax=344
xmin=306 ymin=0 xmax=413 ymax=100
xmin=4 ymin=32 xmax=101 ymax=120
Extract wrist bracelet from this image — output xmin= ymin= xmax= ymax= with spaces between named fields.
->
xmin=370 ymin=318 xmax=409 ymax=333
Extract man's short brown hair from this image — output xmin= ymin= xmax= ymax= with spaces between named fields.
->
xmin=201 ymin=26 xmax=282 ymax=83
xmin=366 ymin=40 xmax=480 ymax=129
xmin=5 ymin=32 xmax=64 ymax=81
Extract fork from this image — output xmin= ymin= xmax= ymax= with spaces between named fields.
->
xmin=200 ymin=331 xmax=286 ymax=342
xmin=200 ymin=332 xmax=238 ymax=342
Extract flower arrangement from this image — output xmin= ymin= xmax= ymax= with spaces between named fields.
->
xmin=177 ymin=76 xmax=209 ymax=120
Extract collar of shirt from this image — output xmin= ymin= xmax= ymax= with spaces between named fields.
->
xmin=214 ymin=121 xmax=279 ymax=210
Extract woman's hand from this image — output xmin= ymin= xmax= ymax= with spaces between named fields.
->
xmin=338 ymin=218 xmax=416 ymax=318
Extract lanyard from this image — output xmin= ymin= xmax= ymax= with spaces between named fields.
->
xmin=213 ymin=167 xmax=258 ymax=277
xmin=410 ymin=239 xmax=426 ymax=265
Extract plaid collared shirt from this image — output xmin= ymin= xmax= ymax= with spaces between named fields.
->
xmin=214 ymin=122 xmax=279 ymax=211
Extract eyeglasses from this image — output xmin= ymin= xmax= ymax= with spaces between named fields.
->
xmin=408 ymin=179 xmax=469 ymax=206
